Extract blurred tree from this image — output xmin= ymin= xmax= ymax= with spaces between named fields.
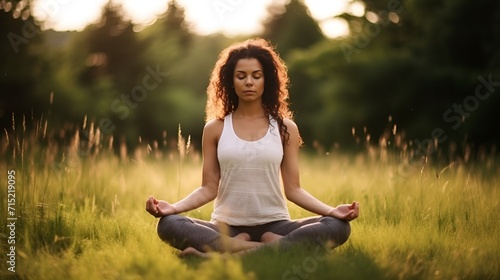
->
xmin=261 ymin=0 xmax=324 ymax=57
xmin=74 ymin=1 xmax=147 ymax=145
xmin=288 ymin=0 xmax=500 ymax=151
xmin=0 ymin=0 xmax=47 ymax=130
xmin=357 ymin=0 xmax=500 ymax=70
xmin=4 ymin=0 xmax=498 ymax=155
xmin=346 ymin=0 xmax=500 ymax=146
xmin=160 ymin=0 xmax=192 ymax=49
xmin=79 ymin=1 xmax=146 ymax=95
xmin=39 ymin=30 xmax=106 ymax=126
xmin=136 ymin=0 xmax=201 ymax=143
xmin=139 ymin=0 xmax=193 ymax=76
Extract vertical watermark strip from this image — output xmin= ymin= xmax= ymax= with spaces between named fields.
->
xmin=6 ymin=170 xmax=17 ymax=273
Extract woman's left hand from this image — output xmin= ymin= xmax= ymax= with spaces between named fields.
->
xmin=329 ymin=201 xmax=359 ymax=221
xmin=145 ymin=196 xmax=177 ymax=217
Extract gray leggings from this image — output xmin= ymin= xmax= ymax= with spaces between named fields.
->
xmin=157 ymin=215 xmax=351 ymax=253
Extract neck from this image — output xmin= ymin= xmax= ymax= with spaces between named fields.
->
xmin=233 ymin=103 xmax=265 ymax=119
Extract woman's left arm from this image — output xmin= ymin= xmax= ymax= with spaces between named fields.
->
xmin=281 ymin=119 xmax=359 ymax=221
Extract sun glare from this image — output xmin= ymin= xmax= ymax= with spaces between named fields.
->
xmin=320 ymin=18 xmax=350 ymax=38
xmin=32 ymin=0 xmax=352 ymax=37
xmin=120 ymin=0 xmax=168 ymax=24
xmin=32 ymin=0 xmax=106 ymax=31
xmin=177 ymin=0 xmax=286 ymax=36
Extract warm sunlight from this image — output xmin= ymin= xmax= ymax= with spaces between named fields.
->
xmin=176 ymin=0 xmax=284 ymax=36
xmin=32 ymin=0 xmax=168 ymax=31
xmin=32 ymin=0 xmax=354 ymax=38
xmin=305 ymin=0 xmax=350 ymax=37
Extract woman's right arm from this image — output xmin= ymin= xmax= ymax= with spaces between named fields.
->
xmin=146 ymin=119 xmax=222 ymax=216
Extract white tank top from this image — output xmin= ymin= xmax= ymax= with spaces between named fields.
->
xmin=211 ymin=113 xmax=291 ymax=226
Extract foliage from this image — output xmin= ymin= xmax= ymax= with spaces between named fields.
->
xmin=0 ymin=0 xmax=47 ymax=129
xmin=287 ymin=0 xmax=500 ymax=151
xmin=1 ymin=0 xmax=500 ymax=154
xmin=261 ymin=0 xmax=325 ymax=57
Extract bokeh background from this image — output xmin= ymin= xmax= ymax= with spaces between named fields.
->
xmin=2 ymin=0 xmax=500 ymax=156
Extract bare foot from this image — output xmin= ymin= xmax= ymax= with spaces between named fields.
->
xmin=233 ymin=233 xmax=251 ymax=241
xmin=180 ymin=247 xmax=234 ymax=259
xmin=261 ymin=232 xmax=283 ymax=243
xmin=179 ymin=247 xmax=212 ymax=258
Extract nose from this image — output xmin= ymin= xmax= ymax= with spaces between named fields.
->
xmin=245 ymin=76 xmax=253 ymax=86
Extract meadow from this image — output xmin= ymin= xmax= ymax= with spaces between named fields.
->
xmin=1 ymin=119 xmax=499 ymax=280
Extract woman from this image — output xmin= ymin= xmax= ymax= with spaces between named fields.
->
xmin=146 ymin=38 xmax=359 ymax=257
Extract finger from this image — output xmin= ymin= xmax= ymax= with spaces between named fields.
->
xmin=146 ymin=207 xmax=156 ymax=215
xmin=146 ymin=204 xmax=156 ymax=214
xmin=351 ymin=208 xmax=359 ymax=219
xmin=350 ymin=201 xmax=359 ymax=210
xmin=147 ymin=197 xmax=155 ymax=208
xmin=146 ymin=199 xmax=153 ymax=210
xmin=148 ymin=196 xmax=159 ymax=204
xmin=146 ymin=199 xmax=159 ymax=214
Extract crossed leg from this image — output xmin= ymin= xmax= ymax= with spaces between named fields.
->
xmin=157 ymin=215 xmax=350 ymax=257
xmin=157 ymin=215 xmax=264 ymax=256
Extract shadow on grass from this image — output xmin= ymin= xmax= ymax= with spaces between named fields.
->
xmin=175 ymin=242 xmax=391 ymax=280
xmin=241 ymin=243 xmax=391 ymax=280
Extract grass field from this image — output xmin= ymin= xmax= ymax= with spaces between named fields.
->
xmin=1 ymin=121 xmax=499 ymax=280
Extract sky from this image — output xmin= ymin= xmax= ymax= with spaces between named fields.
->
xmin=32 ymin=0 xmax=366 ymax=38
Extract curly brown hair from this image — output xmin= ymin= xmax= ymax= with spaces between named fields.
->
xmin=206 ymin=38 xmax=294 ymax=143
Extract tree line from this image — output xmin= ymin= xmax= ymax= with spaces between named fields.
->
xmin=1 ymin=0 xmax=499 ymax=155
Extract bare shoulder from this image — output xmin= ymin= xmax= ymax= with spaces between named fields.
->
xmin=203 ymin=118 xmax=224 ymax=142
xmin=283 ymin=118 xmax=299 ymax=135
xmin=282 ymin=118 xmax=301 ymax=146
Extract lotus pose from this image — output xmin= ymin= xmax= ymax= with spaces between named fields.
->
xmin=146 ymin=38 xmax=359 ymax=257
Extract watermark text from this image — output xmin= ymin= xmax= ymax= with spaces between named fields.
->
xmin=6 ymin=170 xmax=17 ymax=273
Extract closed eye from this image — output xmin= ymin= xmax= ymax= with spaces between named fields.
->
xmin=235 ymin=70 xmax=263 ymax=80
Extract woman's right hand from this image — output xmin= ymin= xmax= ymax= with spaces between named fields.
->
xmin=329 ymin=201 xmax=359 ymax=221
xmin=146 ymin=196 xmax=177 ymax=217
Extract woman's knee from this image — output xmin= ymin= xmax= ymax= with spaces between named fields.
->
xmin=319 ymin=216 xmax=351 ymax=246
xmin=156 ymin=214 xmax=190 ymax=241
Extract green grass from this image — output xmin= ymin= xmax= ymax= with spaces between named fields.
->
xmin=1 ymin=124 xmax=499 ymax=279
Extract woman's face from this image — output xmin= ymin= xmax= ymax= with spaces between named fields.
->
xmin=233 ymin=58 xmax=265 ymax=103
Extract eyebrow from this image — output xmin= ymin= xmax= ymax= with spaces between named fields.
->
xmin=235 ymin=70 xmax=263 ymax=74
